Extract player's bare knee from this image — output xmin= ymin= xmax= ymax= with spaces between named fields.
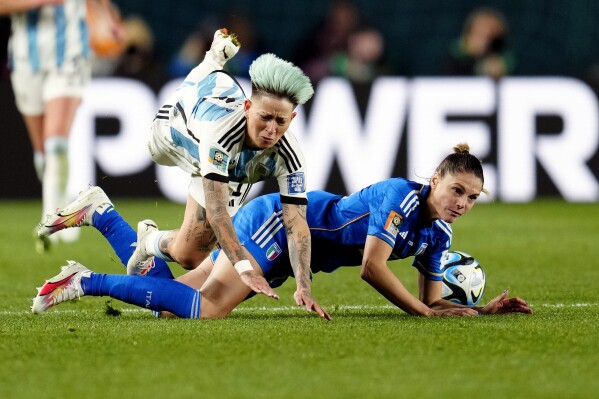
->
xmin=173 ymin=253 xmax=206 ymax=270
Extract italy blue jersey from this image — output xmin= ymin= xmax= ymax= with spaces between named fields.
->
xmin=218 ymin=178 xmax=453 ymax=289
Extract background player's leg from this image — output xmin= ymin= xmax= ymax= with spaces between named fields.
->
xmin=42 ymin=96 xmax=81 ymax=243
xmin=21 ymin=114 xmax=45 ymax=181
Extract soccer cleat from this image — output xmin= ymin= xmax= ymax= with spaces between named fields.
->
xmin=127 ymin=219 xmax=159 ymax=276
xmin=31 ymin=260 xmax=91 ymax=314
xmin=37 ymin=185 xmax=112 ymax=238
xmin=209 ymin=28 xmax=240 ymax=66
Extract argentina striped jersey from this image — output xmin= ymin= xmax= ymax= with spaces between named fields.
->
xmin=8 ymin=0 xmax=90 ymax=72
xmin=159 ymin=70 xmax=308 ymax=207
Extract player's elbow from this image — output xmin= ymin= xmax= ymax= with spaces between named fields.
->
xmin=360 ymin=259 xmax=377 ymax=284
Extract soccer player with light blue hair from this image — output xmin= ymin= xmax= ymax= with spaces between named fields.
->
xmin=38 ymin=28 xmax=325 ymax=313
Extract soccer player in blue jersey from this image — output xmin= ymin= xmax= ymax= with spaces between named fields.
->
xmin=38 ymin=28 xmax=322 ymax=311
xmin=0 ymin=0 xmax=122 ymax=252
xmin=33 ymin=144 xmax=531 ymax=318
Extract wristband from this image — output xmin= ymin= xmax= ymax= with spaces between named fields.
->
xmin=234 ymin=260 xmax=253 ymax=274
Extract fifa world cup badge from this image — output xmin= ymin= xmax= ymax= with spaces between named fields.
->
xmin=384 ymin=211 xmax=403 ymax=236
xmin=209 ymin=148 xmax=229 ymax=172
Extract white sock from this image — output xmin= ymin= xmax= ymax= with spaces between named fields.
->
xmin=145 ymin=230 xmax=174 ymax=262
xmin=42 ymin=137 xmax=69 ymax=221
xmin=144 ymin=230 xmax=161 ymax=256
xmin=43 ymin=137 xmax=81 ymax=243
xmin=33 ymin=150 xmax=45 ymax=182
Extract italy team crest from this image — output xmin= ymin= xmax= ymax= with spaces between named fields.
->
xmin=414 ymin=243 xmax=428 ymax=256
xmin=266 ymin=242 xmax=282 ymax=261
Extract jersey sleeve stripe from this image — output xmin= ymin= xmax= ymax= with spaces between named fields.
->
xmin=154 ymin=105 xmax=172 ymax=121
xmin=380 ymin=231 xmax=397 ymax=245
xmin=399 ymin=190 xmax=418 ymax=209
xmin=279 ymin=136 xmax=302 ymax=170
xmin=277 ymin=139 xmax=302 ymax=172
xmin=224 ymin=130 xmax=244 ymax=152
xmin=218 ymin=117 xmax=245 ymax=151
xmin=434 ymin=219 xmax=452 ymax=238
xmin=399 ymin=191 xmax=419 ymax=217
xmin=277 ymin=148 xmax=293 ymax=172
xmin=203 ymin=173 xmax=228 ymax=183
xmin=280 ymin=195 xmax=308 ymax=205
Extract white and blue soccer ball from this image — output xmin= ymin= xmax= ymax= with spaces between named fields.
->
xmin=441 ymin=251 xmax=486 ymax=306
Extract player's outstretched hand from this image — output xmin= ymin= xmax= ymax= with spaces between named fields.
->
xmin=239 ymin=270 xmax=279 ymax=299
xmin=294 ymin=289 xmax=332 ymax=320
xmin=431 ymin=307 xmax=479 ymax=317
xmin=481 ymin=290 xmax=533 ymax=315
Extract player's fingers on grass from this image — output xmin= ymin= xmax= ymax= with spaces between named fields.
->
xmin=317 ymin=305 xmax=332 ymax=321
xmin=253 ymin=282 xmax=279 ymax=299
xmin=264 ymin=286 xmax=279 ymax=299
xmin=457 ymin=308 xmax=478 ymax=317
xmin=307 ymin=302 xmax=331 ymax=320
xmin=513 ymin=303 xmax=533 ymax=314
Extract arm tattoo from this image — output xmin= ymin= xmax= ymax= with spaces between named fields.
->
xmin=202 ymin=177 xmax=246 ymax=265
xmin=283 ymin=204 xmax=311 ymax=292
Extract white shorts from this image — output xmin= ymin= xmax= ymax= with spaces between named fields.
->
xmin=10 ymin=57 xmax=91 ymax=115
xmin=147 ymin=116 xmax=239 ymax=217
xmin=187 ymin=175 xmax=241 ymax=217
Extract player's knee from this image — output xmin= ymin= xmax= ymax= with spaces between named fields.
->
xmin=173 ymin=253 xmax=205 ymax=270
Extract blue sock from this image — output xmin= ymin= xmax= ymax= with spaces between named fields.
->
xmin=91 ymin=206 xmax=174 ymax=279
xmin=81 ymin=273 xmax=201 ymax=319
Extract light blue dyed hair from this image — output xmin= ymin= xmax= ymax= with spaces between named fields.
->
xmin=248 ymin=53 xmax=314 ymax=106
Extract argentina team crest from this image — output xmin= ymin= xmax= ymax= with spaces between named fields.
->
xmin=266 ymin=242 xmax=282 ymax=261
xmin=209 ymin=147 xmax=229 ymax=172
xmin=384 ymin=211 xmax=403 ymax=236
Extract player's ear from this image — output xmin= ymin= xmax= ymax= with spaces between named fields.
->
xmin=244 ymin=99 xmax=252 ymax=116
xmin=430 ymin=172 xmax=440 ymax=188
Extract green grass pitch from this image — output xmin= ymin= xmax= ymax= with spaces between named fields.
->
xmin=0 ymin=198 xmax=598 ymax=399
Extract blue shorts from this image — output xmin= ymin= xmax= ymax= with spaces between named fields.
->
xmin=210 ymin=193 xmax=298 ymax=290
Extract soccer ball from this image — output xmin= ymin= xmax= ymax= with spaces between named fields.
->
xmin=441 ymin=251 xmax=486 ymax=306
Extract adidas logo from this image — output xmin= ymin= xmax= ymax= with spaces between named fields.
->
xmin=399 ymin=231 xmax=408 ymax=239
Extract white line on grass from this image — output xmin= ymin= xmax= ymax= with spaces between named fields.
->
xmin=1 ymin=302 xmax=598 ymax=316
